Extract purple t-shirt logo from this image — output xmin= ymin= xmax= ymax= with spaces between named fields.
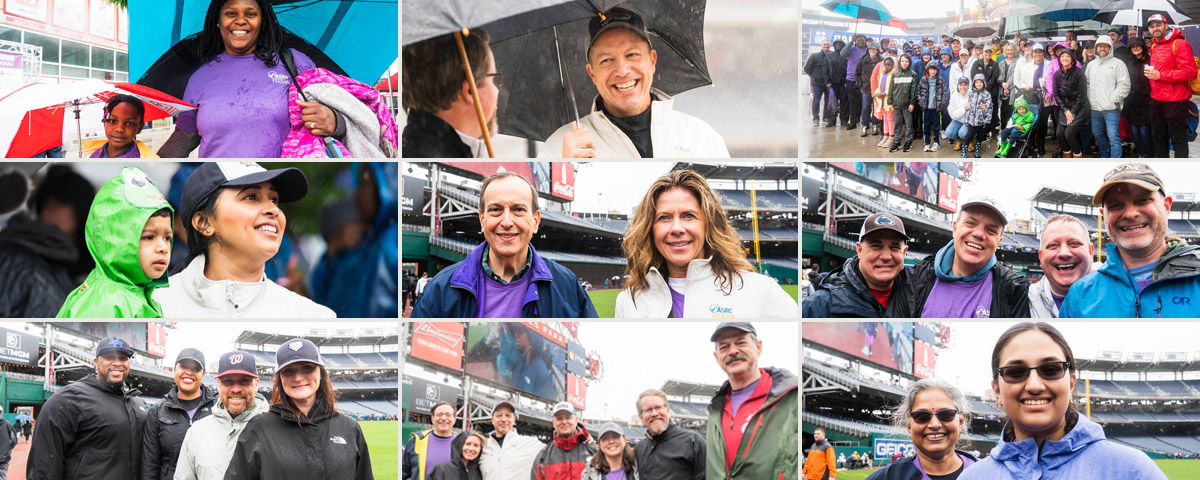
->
xmin=268 ymin=71 xmax=290 ymax=85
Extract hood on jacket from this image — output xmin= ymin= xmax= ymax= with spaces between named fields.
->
xmin=941 ymin=46 xmax=954 ymax=57
xmin=213 ymin=392 xmax=270 ymax=422
xmin=353 ymin=162 xmax=398 ymax=231
xmin=1095 ymin=36 xmax=1113 ymax=58
xmin=0 ymin=213 xmax=78 ymax=264
xmin=972 ymin=73 xmax=987 ymax=90
xmin=85 ymin=167 xmax=172 ymax=288
xmin=1014 ymin=96 xmax=1030 ymax=112
xmin=552 ymin=424 xmax=592 ymax=452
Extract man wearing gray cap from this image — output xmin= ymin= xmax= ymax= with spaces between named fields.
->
xmin=1061 ymin=163 xmax=1200 ymax=317
xmin=141 ymin=348 xmax=217 ymax=480
xmin=480 ymin=401 xmax=545 ymax=480
xmin=174 ymin=350 xmax=269 ymax=480
xmin=908 ymin=196 xmax=1030 ymax=318
xmin=803 ymin=213 xmax=913 ymax=317
xmin=706 ymin=323 xmax=797 ymax=480
xmin=531 ymin=402 xmax=596 ymax=480
xmin=634 ymin=389 xmax=705 ymax=480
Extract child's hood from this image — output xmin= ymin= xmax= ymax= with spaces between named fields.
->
xmin=85 ymin=167 xmax=173 ymax=288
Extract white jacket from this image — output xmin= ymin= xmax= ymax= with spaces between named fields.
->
xmin=154 ymin=256 xmax=335 ymax=318
xmin=479 ymin=429 xmax=545 ymax=480
xmin=538 ymin=89 xmax=730 ymax=158
xmin=948 ymin=89 xmax=969 ymax=122
xmin=173 ymin=394 xmax=269 ymax=480
xmin=1013 ymin=59 xmax=1048 ymax=92
xmin=614 ymin=257 xmax=797 ymax=318
xmin=1084 ymin=38 xmax=1130 ymax=111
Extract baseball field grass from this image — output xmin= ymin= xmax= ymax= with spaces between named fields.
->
xmin=586 ymin=284 xmax=799 ymax=318
xmin=363 ymin=421 xmax=398 ymax=480
xmin=826 ymin=459 xmax=1199 ymax=480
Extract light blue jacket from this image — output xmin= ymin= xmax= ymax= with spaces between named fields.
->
xmin=1060 ymin=242 xmax=1200 ymax=318
xmin=960 ymin=414 xmax=1165 ymax=480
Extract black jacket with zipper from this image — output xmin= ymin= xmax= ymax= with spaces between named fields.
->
xmin=633 ymin=423 xmax=706 ymax=480
xmin=140 ymin=384 xmax=218 ymax=480
xmin=27 ymin=374 xmax=149 ymax=480
xmin=224 ymin=396 xmax=373 ymax=480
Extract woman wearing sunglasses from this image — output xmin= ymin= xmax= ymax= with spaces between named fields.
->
xmin=866 ymin=379 xmax=976 ymax=480
xmin=960 ymin=323 xmax=1165 ymax=480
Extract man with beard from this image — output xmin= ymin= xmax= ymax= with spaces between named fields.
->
xmin=1061 ymin=164 xmax=1200 ymax=317
xmin=480 ymin=401 xmax=545 ymax=480
xmin=908 ymin=197 xmax=1030 ymax=318
xmin=1030 ymin=215 xmax=1097 ymax=318
xmin=633 ymin=389 xmax=705 ymax=480
xmin=27 ymin=337 xmax=149 ymax=480
xmin=803 ymin=213 xmax=912 ymax=318
xmin=174 ymin=351 xmax=269 ymax=480
xmin=401 ymin=28 xmax=501 ymax=157
xmin=1145 ymin=14 xmax=1197 ymax=158
xmin=403 ymin=402 xmax=459 ymax=480
xmin=531 ymin=402 xmax=597 ymax=480
xmin=141 ymin=348 xmax=217 ymax=480
xmin=706 ymin=323 xmax=797 ymax=480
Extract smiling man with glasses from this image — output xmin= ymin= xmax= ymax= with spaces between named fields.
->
xmin=633 ymin=389 xmax=705 ymax=480
xmin=403 ymin=401 xmax=460 ymax=480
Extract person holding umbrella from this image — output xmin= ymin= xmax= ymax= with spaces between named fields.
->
xmin=401 ymin=29 xmax=500 ymax=158
xmin=540 ymin=7 xmax=729 ymax=158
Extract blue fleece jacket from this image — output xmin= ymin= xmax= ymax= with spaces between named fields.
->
xmin=1060 ymin=242 xmax=1200 ymax=318
xmin=959 ymin=415 xmax=1165 ymax=480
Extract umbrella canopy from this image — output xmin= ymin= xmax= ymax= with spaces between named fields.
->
xmin=486 ymin=0 xmax=711 ymax=141
xmin=820 ymin=0 xmax=900 ymax=23
xmin=954 ymin=22 xmax=998 ymax=38
xmin=1093 ymin=0 xmax=1191 ymax=25
xmin=0 ymin=80 xmax=195 ymax=158
xmin=991 ymin=2 xmax=1044 ymax=17
xmin=402 ymin=0 xmax=578 ymax=46
xmin=376 ymin=72 xmax=399 ymax=92
xmin=856 ymin=17 xmax=910 ymax=30
xmin=130 ymin=0 xmax=397 ymax=98
xmin=14 ymin=414 xmax=33 ymax=423
xmin=1041 ymin=0 xmax=1101 ymax=22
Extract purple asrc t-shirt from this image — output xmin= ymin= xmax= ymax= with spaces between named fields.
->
xmin=605 ymin=469 xmax=628 ymax=480
xmin=480 ymin=273 xmax=533 ymax=318
xmin=920 ymin=274 xmax=994 ymax=318
xmin=424 ymin=433 xmax=456 ymax=477
xmin=89 ymin=143 xmax=142 ymax=158
xmin=729 ymin=377 xmax=760 ymax=417
xmin=178 ymin=50 xmax=314 ymax=158
xmin=668 ymin=277 xmax=686 ymax=318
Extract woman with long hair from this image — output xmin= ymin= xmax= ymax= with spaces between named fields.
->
xmin=581 ymin=423 xmax=639 ymax=480
xmin=960 ymin=323 xmax=1166 ymax=480
xmin=430 ymin=431 xmax=485 ymax=480
xmin=154 ymin=162 xmax=334 ymax=317
xmin=1124 ymin=37 xmax=1154 ymax=157
xmin=1051 ymin=50 xmax=1089 ymax=158
xmin=224 ymin=338 xmax=373 ymax=479
xmin=866 ymin=379 xmax=977 ymax=480
xmin=614 ymin=170 xmax=795 ymax=318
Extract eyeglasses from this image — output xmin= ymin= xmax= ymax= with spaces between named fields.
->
xmin=996 ymin=361 xmax=1071 ymax=384
xmin=909 ymin=408 xmax=958 ymax=424
xmin=481 ymin=72 xmax=504 ymax=88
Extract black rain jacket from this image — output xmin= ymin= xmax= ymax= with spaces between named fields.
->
xmin=141 ymin=384 xmax=218 ymax=480
xmin=402 ymin=109 xmax=473 ymax=158
xmin=0 ymin=215 xmax=78 ymax=317
xmin=27 ymin=374 xmax=149 ymax=480
xmin=224 ymin=396 xmax=373 ymax=480
xmin=633 ymin=423 xmax=706 ymax=480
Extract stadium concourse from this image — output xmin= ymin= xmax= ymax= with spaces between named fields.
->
xmin=401 ymin=162 xmax=800 ymax=317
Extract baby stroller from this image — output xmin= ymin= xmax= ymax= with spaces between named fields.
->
xmin=995 ymin=105 xmax=1043 ymax=158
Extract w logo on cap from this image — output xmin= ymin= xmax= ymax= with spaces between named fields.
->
xmin=229 ymin=354 xmax=244 ymax=364
xmin=289 ymin=341 xmax=304 ymax=351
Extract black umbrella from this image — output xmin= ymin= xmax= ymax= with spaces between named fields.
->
xmin=1093 ymin=0 xmax=1191 ymax=26
xmin=953 ymin=22 xmax=998 ymax=38
xmin=486 ymin=0 xmax=711 ymax=141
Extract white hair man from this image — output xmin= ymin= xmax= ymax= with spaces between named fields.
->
xmin=479 ymin=401 xmax=545 ymax=480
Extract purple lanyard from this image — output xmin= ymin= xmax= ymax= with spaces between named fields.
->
xmin=912 ymin=453 xmax=974 ymax=480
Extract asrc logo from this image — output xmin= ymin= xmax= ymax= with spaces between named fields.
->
xmin=709 ymin=304 xmax=734 ymax=318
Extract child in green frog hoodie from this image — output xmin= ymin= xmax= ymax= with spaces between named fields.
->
xmin=995 ymin=96 xmax=1035 ymax=157
xmin=57 ymin=166 xmax=173 ymax=318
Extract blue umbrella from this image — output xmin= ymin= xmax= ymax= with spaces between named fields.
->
xmin=1041 ymin=0 xmax=1101 ymax=23
xmin=15 ymin=414 xmax=33 ymax=423
xmin=129 ymin=0 xmax=397 ymax=95
xmin=820 ymin=0 xmax=900 ymax=23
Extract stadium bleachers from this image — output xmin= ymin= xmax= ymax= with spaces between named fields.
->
xmin=968 ymin=400 xmax=1004 ymax=416
xmin=717 ymin=189 xmax=799 ymax=210
xmin=1111 ymin=435 xmax=1192 ymax=454
xmin=1079 ymin=380 xmax=1200 ymax=398
xmin=1167 ymin=219 xmax=1200 ymax=236
xmin=804 ymin=410 xmax=899 ymax=437
xmin=1035 ymin=207 xmax=1101 ymax=230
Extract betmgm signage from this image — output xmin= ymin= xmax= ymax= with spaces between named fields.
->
xmin=0 ymin=327 xmax=38 ymax=367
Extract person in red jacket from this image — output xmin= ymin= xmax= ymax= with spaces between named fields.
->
xmin=531 ymin=402 xmax=597 ymax=480
xmin=1145 ymin=14 xmax=1198 ymax=157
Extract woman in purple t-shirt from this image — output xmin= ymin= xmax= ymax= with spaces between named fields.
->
xmin=582 ymin=423 xmax=640 ymax=480
xmin=158 ymin=0 xmax=339 ymax=158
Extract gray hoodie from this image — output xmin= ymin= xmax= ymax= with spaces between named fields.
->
xmin=172 ymin=393 xmax=269 ymax=480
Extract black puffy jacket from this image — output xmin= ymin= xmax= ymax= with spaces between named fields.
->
xmin=224 ymin=397 xmax=373 ymax=480
xmin=1053 ymin=64 xmax=1090 ymax=123
xmin=907 ymin=252 xmax=1031 ymax=318
xmin=1124 ymin=38 xmax=1152 ymax=125
xmin=140 ymin=385 xmax=218 ymax=480
xmin=0 ymin=215 xmax=78 ymax=318
xmin=0 ymin=417 xmax=15 ymax=463
xmin=803 ymin=256 xmax=913 ymax=318
xmin=27 ymin=374 xmax=149 ymax=480
xmin=428 ymin=456 xmax=482 ymax=480
xmin=633 ymin=423 xmax=706 ymax=480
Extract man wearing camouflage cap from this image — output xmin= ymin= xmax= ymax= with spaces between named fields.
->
xmin=804 ymin=213 xmax=913 ymax=317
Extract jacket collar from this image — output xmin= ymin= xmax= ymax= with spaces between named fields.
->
xmin=161 ymin=384 xmax=218 ymax=410
xmin=934 ymin=241 xmax=996 ymax=282
xmin=589 ymin=88 xmax=673 ymax=116
xmin=212 ymin=393 xmax=270 ymax=423
xmin=176 ymin=255 xmax=269 ymax=313
xmin=270 ymin=394 xmax=334 ymax=425
xmin=552 ymin=424 xmax=591 ymax=451
xmin=80 ymin=373 xmax=141 ymax=398
xmin=450 ymin=242 xmax=554 ymax=296
xmin=991 ymin=414 xmax=1105 ymax=472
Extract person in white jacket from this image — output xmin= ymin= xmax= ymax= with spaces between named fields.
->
xmin=1085 ymin=36 xmax=1131 ymax=158
xmin=153 ymin=162 xmax=334 ymax=318
xmin=944 ymin=76 xmax=971 ymax=150
xmin=539 ymin=7 xmax=729 ymax=159
xmin=479 ymin=401 xmax=544 ymax=480
xmin=1028 ymin=215 xmax=1097 ymax=318
xmin=615 ymin=170 xmax=796 ymax=318
xmin=173 ymin=351 xmax=269 ymax=480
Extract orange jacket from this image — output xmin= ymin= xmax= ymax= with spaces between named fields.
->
xmin=802 ymin=439 xmax=836 ymax=480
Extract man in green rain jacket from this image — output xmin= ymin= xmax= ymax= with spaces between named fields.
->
xmin=57 ymin=167 xmax=173 ymax=318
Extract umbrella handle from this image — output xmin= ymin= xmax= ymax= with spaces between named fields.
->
xmin=455 ymin=29 xmax=495 ymax=158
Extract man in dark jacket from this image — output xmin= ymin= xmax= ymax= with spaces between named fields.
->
xmin=828 ymin=40 xmax=849 ymax=128
xmin=532 ymin=402 xmax=597 ymax=480
xmin=0 ymin=212 xmax=77 ymax=317
xmin=28 ymin=337 xmax=150 ymax=480
xmin=411 ymin=172 xmax=597 ymax=318
xmin=141 ymin=348 xmax=217 ymax=480
xmin=402 ymin=28 xmax=499 ymax=158
xmin=804 ymin=213 xmax=912 ymax=318
xmin=634 ymin=389 xmax=705 ymax=480
xmin=855 ymin=44 xmax=884 ymax=136
xmin=1108 ymin=28 xmax=1131 ymax=62
xmin=841 ymin=35 xmax=870 ymax=130
xmin=907 ymin=197 xmax=1031 ymax=318
xmin=0 ymin=414 xmax=16 ymax=479
xmin=805 ymin=39 xmax=836 ymax=126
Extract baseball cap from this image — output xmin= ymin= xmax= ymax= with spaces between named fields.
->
xmin=1032 ymin=43 xmax=1045 ymax=51
xmin=588 ymin=7 xmax=651 ymax=59
xmin=598 ymin=422 xmax=625 ymax=439
xmin=960 ymin=196 xmax=1008 ymax=226
xmin=180 ymin=162 xmax=308 ymax=232
xmin=1148 ymin=14 xmax=1167 ymax=25
xmin=96 ymin=337 xmax=136 ymax=358
xmin=859 ymin=212 xmax=909 ymax=241
xmin=552 ymin=401 xmax=575 ymax=416
xmin=176 ymin=347 xmax=206 ymax=370
xmin=710 ymin=322 xmax=756 ymax=342
xmin=217 ymin=350 xmax=259 ymax=378
xmin=275 ymin=338 xmax=323 ymax=372
xmin=959 ymin=48 xmax=970 ymax=56
xmin=494 ymin=401 xmax=517 ymax=416
xmin=1092 ymin=163 xmax=1166 ymax=206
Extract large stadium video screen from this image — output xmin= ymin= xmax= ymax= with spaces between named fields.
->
xmin=444 ymin=162 xmax=552 ymax=196
xmin=830 ymin=162 xmax=945 ymax=212
xmin=464 ymin=322 xmax=565 ymax=402
xmin=803 ymin=322 xmax=914 ymax=375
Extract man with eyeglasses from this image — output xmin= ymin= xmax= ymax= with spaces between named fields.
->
xmin=541 ymin=7 xmax=729 ymax=158
xmin=803 ymin=428 xmax=836 ymax=480
xmin=174 ymin=351 xmax=269 ymax=480
xmin=706 ymin=323 xmax=798 ymax=480
xmin=27 ymin=337 xmax=150 ymax=480
xmin=402 ymin=28 xmax=503 ymax=158
xmin=634 ymin=389 xmax=706 ymax=480
xmin=1060 ymin=163 xmax=1200 ymax=317
xmin=403 ymin=402 xmax=460 ymax=480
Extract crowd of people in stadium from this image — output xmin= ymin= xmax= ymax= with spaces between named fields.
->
xmin=806 ymin=15 xmax=1197 ymax=158
xmin=404 ymin=322 xmax=797 ymax=480
xmin=803 ymin=162 xmax=1200 ymax=318
xmin=23 ymin=336 xmax=373 ymax=480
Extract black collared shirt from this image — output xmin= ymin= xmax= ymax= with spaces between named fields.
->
xmin=600 ymin=98 xmax=654 ymax=158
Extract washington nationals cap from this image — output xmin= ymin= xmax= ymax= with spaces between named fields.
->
xmin=179 ymin=162 xmax=308 ymax=231
xmin=275 ymin=338 xmax=323 ymax=372
xmin=217 ymin=350 xmax=259 ymax=378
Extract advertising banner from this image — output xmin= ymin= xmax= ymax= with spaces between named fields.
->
xmin=465 ymin=323 xmax=565 ymax=402
xmin=913 ymin=339 xmax=936 ymax=379
xmin=873 ymin=438 xmax=915 ymax=459
xmin=522 ymin=322 xmax=568 ymax=347
xmin=146 ymin=323 xmax=166 ymax=358
xmin=808 ymin=28 xmax=924 ymax=48
xmin=444 ymin=162 xmax=552 ymax=196
xmin=938 ymin=172 xmax=959 ymax=212
xmin=566 ymin=339 xmax=587 ymax=377
xmin=4 ymin=0 xmax=49 ymax=23
xmin=56 ymin=322 xmax=148 ymax=354
xmin=566 ymin=373 xmax=586 ymax=410
xmin=803 ymin=322 xmax=913 ymax=375
xmin=550 ymin=162 xmax=575 ymax=201
xmin=831 ymin=162 xmax=942 ymax=210
xmin=402 ymin=175 xmax=423 ymax=214
xmin=0 ymin=326 xmax=38 ymax=367
xmin=52 ymin=0 xmax=84 ymax=32
xmin=802 ymin=175 xmax=821 ymax=215
xmin=0 ymin=51 xmax=22 ymax=94
xmin=89 ymin=0 xmax=116 ymax=40
xmin=411 ymin=322 xmax=464 ymax=371
xmin=409 ymin=377 xmax=458 ymax=415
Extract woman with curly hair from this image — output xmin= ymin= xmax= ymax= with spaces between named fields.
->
xmin=614 ymin=170 xmax=796 ymax=318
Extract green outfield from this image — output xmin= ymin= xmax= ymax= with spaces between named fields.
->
xmin=363 ymin=421 xmax=398 ymax=480
xmin=825 ymin=459 xmax=1198 ymax=480
xmin=587 ymin=284 xmax=799 ymax=318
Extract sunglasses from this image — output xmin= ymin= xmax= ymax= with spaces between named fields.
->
xmin=909 ymin=408 xmax=958 ymax=424
xmin=996 ymin=361 xmax=1071 ymax=384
